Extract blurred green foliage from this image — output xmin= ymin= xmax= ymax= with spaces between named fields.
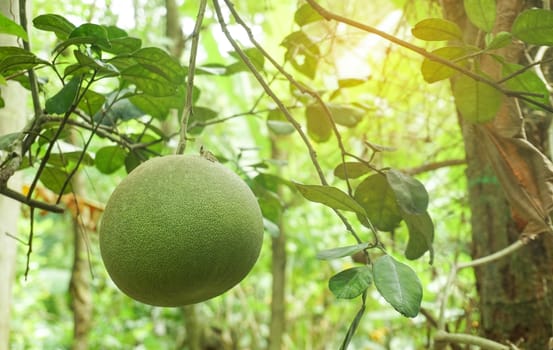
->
xmin=5 ymin=0 xmax=481 ymax=349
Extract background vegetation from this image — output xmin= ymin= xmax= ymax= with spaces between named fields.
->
xmin=2 ymin=0 xmax=552 ymax=349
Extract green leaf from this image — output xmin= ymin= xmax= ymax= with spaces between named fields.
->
xmin=94 ymin=94 xmax=144 ymax=126
xmin=0 ymin=47 xmax=34 ymax=60
xmin=0 ymin=49 xmax=47 ymax=75
xmin=354 ymin=174 xmax=403 ymax=231
xmin=122 ymin=65 xmax=177 ymax=97
xmin=45 ymin=77 xmax=81 ymax=114
xmin=106 ymin=36 xmax=142 ymax=55
xmin=253 ymin=173 xmax=294 ymax=193
xmin=0 ymin=13 xmax=28 ymax=41
xmin=258 ymin=192 xmax=283 ymax=224
xmin=95 ymin=146 xmax=127 ymax=174
xmin=48 ymin=151 xmax=94 ymax=168
xmin=329 ymin=266 xmax=372 ymax=299
xmin=187 ymin=106 xmax=219 ymax=134
xmin=73 ymin=50 xmax=120 ymax=76
xmin=0 ymin=132 xmax=21 ymax=151
xmin=227 ymin=47 xmax=265 ymax=74
xmin=317 ymin=243 xmax=370 ymax=260
xmin=464 ymin=0 xmax=496 ymax=32
xmin=33 ymin=14 xmax=75 ymax=40
xmin=373 ymin=255 xmax=422 ymax=317
xmin=124 ymin=150 xmax=147 ymax=173
xmin=267 ymin=109 xmax=295 ymax=135
xmin=78 ymin=89 xmax=106 ymax=116
xmin=421 ymin=46 xmax=471 ymax=83
xmin=38 ymin=127 xmax=71 ymax=146
xmin=132 ymin=47 xmax=186 ymax=84
xmin=331 ymin=104 xmax=365 ymax=127
xmin=305 ymin=104 xmax=332 ymax=142
xmin=102 ymin=25 xmax=142 ymax=54
xmin=295 ymin=183 xmax=367 ymax=217
xmin=338 ymin=78 xmax=367 ymax=88
xmin=403 ymin=211 xmax=434 ymax=263
xmin=386 ymin=169 xmax=428 ymax=215
xmin=130 ymin=85 xmax=186 ymax=120
xmin=69 ymin=23 xmax=111 ymax=49
xmin=294 ymin=3 xmax=324 ymax=26
xmin=502 ymin=62 xmax=550 ymax=109
xmin=40 ymin=166 xmax=72 ymax=194
xmin=512 ymin=9 xmax=553 ymax=46
xmin=333 ymin=162 xmax=372 ymax=180
xmin=452 ymin=75 xmax=502 ymax=123
xmin=281 ymin=31 xmax=320 ymax=79
xmin=485 ymin=31 xmax=512 ymax=50
xmin=411 ymin=18 xmax=463 ymax=41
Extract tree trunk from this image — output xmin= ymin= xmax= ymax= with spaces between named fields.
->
xmin=0 ymin=1 xmax=27 ymax=349
xmin=69 ymin=172 xmax=92 ymax=350
xmin=0 ymin=85 xmax=24 ymax=350
xmin=442 ymin=1 xmax=553 ymax=348
xmin=268 ymin=136 xmax=287 ymax=350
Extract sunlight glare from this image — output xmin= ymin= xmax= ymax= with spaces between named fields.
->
xmin=335 ymin=9 xmax=403 ymax=80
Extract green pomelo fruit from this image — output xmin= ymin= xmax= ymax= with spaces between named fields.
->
xmin=99 ymin=154 xmax=264 ymax=306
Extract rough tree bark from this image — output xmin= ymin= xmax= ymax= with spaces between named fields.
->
xmin=69 ymin=172 xmax=92 ymax=350
xmin=0 ymin=1 xmax=27 ymax=349
xmin=442 ymin=0 xmax=553 ymax=348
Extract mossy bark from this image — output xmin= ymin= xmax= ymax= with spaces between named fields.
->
xmin=442 ymin=0 xmax=553 ymax=347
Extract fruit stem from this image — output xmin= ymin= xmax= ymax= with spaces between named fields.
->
xmin=176 ymin=0 xmax=208 ymax=155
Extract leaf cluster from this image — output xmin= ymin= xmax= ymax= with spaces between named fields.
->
xmin=413 ymin=2 xmax=552 ymax=123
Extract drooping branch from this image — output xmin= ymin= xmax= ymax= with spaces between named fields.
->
xmin=222 ymin=0 xmax=354 ymax=195
xmin=212 ymin=0 xmax=326 ymax=185
xmin=213 ymin=0 xmax=365 ymax=244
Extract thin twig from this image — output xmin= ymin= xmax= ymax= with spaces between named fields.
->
xmin=223 ymin=0 xmax=354 ymax=194
xmin=214 ymin=0 xmax=364 ymax=244
xmin=457 ymin=239 xmax=526 ymax=270
xmin=176 ymin=0 xmax=207 ymax=155
xmin=24 ymin=207 xmax=35 ymax=280
xmin=212 ymin=0 xmax=326 ymax=185
xmin=26 ymin=77 xmax=84 ymax=200
xmin=19 ymin=0 xmax=41 ymax=118
xmin=437 ymin=239 xmax=527 ymax=330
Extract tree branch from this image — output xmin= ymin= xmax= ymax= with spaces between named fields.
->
xmin=437 ymin=239 xmax=527 ymax=330
xmin=219 ymin=0 xmax=367 ymax=244
xmin=176 ymin=0 xmax=207 ymax=155
xmin=304 ymin=0 xmax=553 ymax=113
xmin=457 ymin=239 xmax=526 ymax=270
xmin=403 ymin=159 xmax=466 ymax=175
xmin=0 ymin=186 xmax=64 ymax=213
xmin=435 ymin=331 xmax=510 ymax=350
